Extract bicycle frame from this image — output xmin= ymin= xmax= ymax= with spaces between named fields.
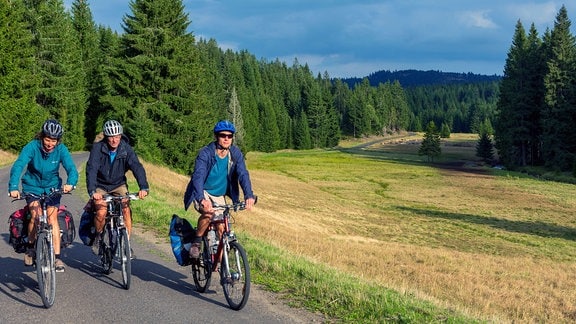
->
xmin=97 ymin=193 xmax=138 ymax=290
xmin=191 ymin=198 xmax=255 ymax=310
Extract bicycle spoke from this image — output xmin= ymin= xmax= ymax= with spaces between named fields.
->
xmin=222 ymin=241 xmax=250 ymax=310
xmin=192 ymin=238 xmax=212 ymax=292
xmin=36 ymin=231 xmax=56 ymax=308
xmin=119 ymin=229 xmax=131 ymax=290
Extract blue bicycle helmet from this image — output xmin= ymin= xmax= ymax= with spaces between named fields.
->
xmin=42 ymin=119 xmax=63 ymax=139
xmin=213 ymin=120 xmax=236 ymax=134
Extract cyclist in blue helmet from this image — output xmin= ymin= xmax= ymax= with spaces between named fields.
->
xmin=184 ymin=120 xmax=256 ymax=259
xmin=8 ymin=119 xmax=78 ymax=272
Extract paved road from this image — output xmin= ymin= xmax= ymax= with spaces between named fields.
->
xmin=0 ymin=152 xmax=320 ymax=323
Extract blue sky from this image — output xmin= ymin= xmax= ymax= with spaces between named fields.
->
xmin=65 ymin=1 xmax=576 ymax=78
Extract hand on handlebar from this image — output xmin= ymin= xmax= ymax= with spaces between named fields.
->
xmin=9 ymin=190 xmax=20 ymax=199
xmin=200 ymin=199 xmax=213 ymax=213
xmin=63 ymin=184 xmax=75 ymax=193
xmin=138 ymin=190 xmax=148 ymax=199
xmin=245 ymin=197 xmax=256 ymax=211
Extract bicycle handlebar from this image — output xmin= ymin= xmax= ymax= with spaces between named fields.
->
xmin=11 ymin=188 xmax=71 ymax=203
xmin=212 ymin=196 xmax=258 ymax=212
xmin=103 ymin=193 xmax=140 ymax=202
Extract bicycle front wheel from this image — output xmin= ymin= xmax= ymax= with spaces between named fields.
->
xmin=36 ymin=231 xmax=56 ymax=308
xmin=221 ymin=241 xmax=250 ymax=310
xmin=118 ymin=228 xmax=131 ymax=290
xmin=191 ymin=237 xmax=212 ymax=293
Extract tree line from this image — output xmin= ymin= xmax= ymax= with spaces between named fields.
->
xmin=495 ymin=5 xmax=576 ymax=173
xmin=1 ymin=0 xmax=571 ymax=175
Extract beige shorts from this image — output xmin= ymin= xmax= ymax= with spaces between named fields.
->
xmin=193 ymin=191 xmax=227 ymax=217
xmin=95 ymin=185 xmax=129 ymax=196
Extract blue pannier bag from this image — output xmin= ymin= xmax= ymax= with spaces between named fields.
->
xmin=79 ymin=201 xmax=96 ymax=246
xmin=169 ymin=214 xmax=196 ymax=266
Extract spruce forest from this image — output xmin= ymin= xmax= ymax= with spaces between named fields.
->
xmin=0 ymin=0 xmax=574 ymax=175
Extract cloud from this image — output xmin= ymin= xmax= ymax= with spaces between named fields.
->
xmin=511 ymin=2 xmax=558 ymax=25
xmin=459 ymin=10 xmax=498 ymax=29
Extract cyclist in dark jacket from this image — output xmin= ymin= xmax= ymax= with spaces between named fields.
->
xmin=86 ymin=120 xmax=149 ymax=255
xmin=183 ymin=120 xmax=255 ymax=259
xmin=8 ymin=119 xmax=78 ymax=271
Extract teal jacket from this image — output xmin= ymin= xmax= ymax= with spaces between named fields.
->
xmin=8 ymin=139 xmax=78 ymax=195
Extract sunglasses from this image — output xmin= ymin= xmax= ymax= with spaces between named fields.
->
xmin=218 ymin=133 xmax=234 ymax=139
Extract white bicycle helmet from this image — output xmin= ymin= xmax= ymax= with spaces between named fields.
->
xmin=103 ymin=120 xmax=123 ymax=136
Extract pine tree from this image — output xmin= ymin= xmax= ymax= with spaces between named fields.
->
xmin=541 ymin=5 xmax=576 ymax=171
xmin=0 ymin=0 xmax=46 ymax=151
xmin=71 ymin=0 xmax=101 ymax=144
xmin=24 ymin=0 xmax=87 ymax=150
xmin=494 ymin=20 xmax=533 ymax=169
xmin=116 ymin=0 xmax=206 ymax=172
xmin=419 ymin=121 xmax=441 ymax=162
xmin=476 ymin=132 xmax=494 ymax=162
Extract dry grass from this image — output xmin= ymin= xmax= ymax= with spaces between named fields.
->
xmin=231 ymin=135 xmax=576 ymax=323
xmin=0 ymin=150 xmax=16 ymax=166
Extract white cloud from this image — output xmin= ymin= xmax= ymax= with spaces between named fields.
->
xmin=460 ymin=10 xmax=498 ymax=29
xmin=511 ymin=2 xmax=558 ymax=25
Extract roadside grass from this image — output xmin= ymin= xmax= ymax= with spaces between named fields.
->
xmin=120 ymin=134 xmax=576 ymax=322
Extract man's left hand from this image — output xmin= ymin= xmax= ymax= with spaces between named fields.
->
xmin=245 ymin=197 xmax=255 ymax=210
xmin=138 ymin=190 xmax=148 ymax=199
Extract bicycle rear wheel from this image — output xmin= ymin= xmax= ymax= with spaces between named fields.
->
xmin=36 ymin=231 xmax=56 ymax=308
xmin=118 ymin=228 xmax=131 ymax=290
xmin=221 ymin=241 xmax=250 ymax=310
xmin=191 ymin=237 xmax=212 ymax=292
xmin=100 ymin=231 xmax=113 ymax=274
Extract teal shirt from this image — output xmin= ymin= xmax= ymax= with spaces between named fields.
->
xmin=8 ymin=139 xmax=79 ymax=195
xmin=204 ymin=152 xmax=229 ymax=196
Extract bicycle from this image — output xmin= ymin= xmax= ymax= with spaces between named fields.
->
xmin=12 ymin=188 xmax=70 ymax=308
xmin=94 ymin=193 xmax=138 ymax=290
xmin=191 ymin=197 xmax=256 ymax=310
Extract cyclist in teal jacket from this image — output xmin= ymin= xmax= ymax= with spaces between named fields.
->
xmin=8 ymin=119 xmax=78 ymax=272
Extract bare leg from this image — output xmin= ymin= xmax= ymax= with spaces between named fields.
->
xmin=47 ymin=206 xmax=60 ymax=255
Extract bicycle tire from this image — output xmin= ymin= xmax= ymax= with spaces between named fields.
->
xmin=119 ymin=228 xmax=131 ymax=290
xmin=36 ymin=231 xmax=56 ymax=308
xmin=100 ymin=231 xmax=113 ymax=274
xmin=191 ymin=237 xmax=212 ymax=292
xmin=222 ymin=241 xmax=250 ymax=310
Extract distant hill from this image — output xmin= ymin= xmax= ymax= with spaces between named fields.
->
xmin=340 ymin=69 xmax=502 ymax=88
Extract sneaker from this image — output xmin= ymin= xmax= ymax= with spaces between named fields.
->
xmin=92 ymin=233 xmax=101 ymax=255
xmin=190 ymin=243 xmax=200 ymax=259
xmin=55 ymin=259 xmax=65 ymax=272
xmin=24 ymin=248 xmax=36 ymax=266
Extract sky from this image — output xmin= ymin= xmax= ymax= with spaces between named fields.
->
xmin=64 ymin=1 xmax=576 ymax=78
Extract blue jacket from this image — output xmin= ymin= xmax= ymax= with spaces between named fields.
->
xmin=184 ymin=142 xmax=254 ymax=210
xmin=86 ymin=137 xmax=149 ymax=195
xmin=9 ymin=139 xmax=78 ymax=194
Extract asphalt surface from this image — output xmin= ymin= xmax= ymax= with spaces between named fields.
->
xmin=0 ymin=152 xmax=321 ymax=323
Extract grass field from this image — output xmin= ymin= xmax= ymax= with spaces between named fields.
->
xmin=6 ymin=134 xmax=576 ymax=322
xmin=125 ymin=133 xmax=576 ymax=322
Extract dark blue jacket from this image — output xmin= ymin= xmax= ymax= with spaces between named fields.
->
xmin=86 ymin=137 xmax=149 ymax=195
xmin=184 ymin=142 xmax=254 ymax=210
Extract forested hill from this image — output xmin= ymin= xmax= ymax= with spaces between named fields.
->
xmin=341 ymin=69 xmax=502 ymax=88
